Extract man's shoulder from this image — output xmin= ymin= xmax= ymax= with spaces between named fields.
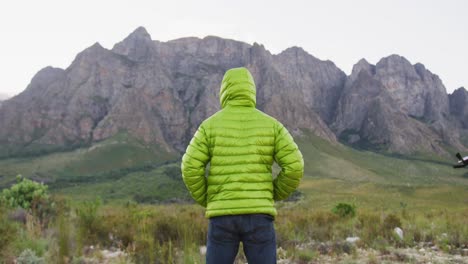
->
xmin=201 ymin=110 xmax=224 ymax=125
xmin=200 ymin=108 xmax=282 ymax=130
xmin=254 ymin=109 xmax=279 ymax=123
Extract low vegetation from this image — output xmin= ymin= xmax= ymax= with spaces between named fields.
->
xmin=0 ymin=134 xmax=467 ymax=263
xmin=0 ymin=180 xmax=467 ymax=263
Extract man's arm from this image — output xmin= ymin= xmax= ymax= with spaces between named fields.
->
xmin=273 ymin=123 xmax=304 ymax=201
xmin=181 ymin=125 xmax=210 ymax=207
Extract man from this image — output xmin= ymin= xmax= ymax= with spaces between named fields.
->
xmin=181 ymin=67 xmax=304 ymax=264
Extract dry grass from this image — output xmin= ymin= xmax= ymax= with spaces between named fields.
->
xmin=2 ymin=196 xmax=466 ymax=263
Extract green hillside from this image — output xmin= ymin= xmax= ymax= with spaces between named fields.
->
xmin=0 ymin=133 xmax=178 ymax=194
xmin=0 ymin=132 xmax=467 ymax=209
xmin=297 ymin=133 xmax=466 ymax=185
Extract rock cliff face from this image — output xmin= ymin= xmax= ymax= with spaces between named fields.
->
xmin=0 ymin=27 xmax=465 ymax=157
xmin=449 ymin=87 xmax=468 ymax=129
xmin=333 ymin=56 xmax=464 ymax=154
xmin=0 ymin=27 xmax=343 ymax=157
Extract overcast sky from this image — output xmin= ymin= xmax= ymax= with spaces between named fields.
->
xmin=0 ymin=0 xmax=466 ymax=97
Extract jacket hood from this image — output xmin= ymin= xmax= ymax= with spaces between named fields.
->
xmin=220 ymin=67 xmax=256 ymax=108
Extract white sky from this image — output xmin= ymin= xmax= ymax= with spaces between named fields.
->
xmin=0 ymin=0 xmax=466 ymax=97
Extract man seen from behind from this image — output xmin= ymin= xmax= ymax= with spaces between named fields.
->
xmin=181 ymin=67 xmax=304 ymax=264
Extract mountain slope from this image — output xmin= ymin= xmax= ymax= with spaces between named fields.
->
xmin=0 ymin=132 xmax=466 ymax=203
xmin=0 ymin=27 xmax=346 ymax=158
xmin=0 ymin=26 xmax=466 ymax=161
xmin=449 ymin=87 xmax=468 ymax=128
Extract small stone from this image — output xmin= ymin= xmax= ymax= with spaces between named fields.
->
xmin=346 ymin=237 xmax=360 ymax=243
xmin=394 ymin=227 xmax=404 ymax=240
xmin=199 ymin=246 xmax=207 ymax=255
xmin=101 ymin=249 xmax=126 ymax=259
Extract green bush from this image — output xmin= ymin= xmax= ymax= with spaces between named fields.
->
xmin=332 ymin=202 xmax=356 ymax=218
xmin=17 ymin=249 xmax=45 ymax=264
xmin=0 ymin=175 xmax=49 ymax=211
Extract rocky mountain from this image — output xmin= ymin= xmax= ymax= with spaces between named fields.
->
xmin=449 ymin=87 xmax=468 ymax=129
xmin=0 ymin=27 xmax=465 ymax=158
xmin=333 ymin=56 xmax=464 ymax=153
xmin=0 ymin=27 xmax=343 ymax=157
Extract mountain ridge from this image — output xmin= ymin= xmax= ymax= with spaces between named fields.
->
xmin=0 ymin=26 xmax=466 ymax=159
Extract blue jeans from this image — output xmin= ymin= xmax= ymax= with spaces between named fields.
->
xmin=206 ymin=214 xmax=276 ymax=264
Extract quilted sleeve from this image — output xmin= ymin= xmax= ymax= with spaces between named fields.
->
xmin=181 ymin=124 xmax=210 ymax=207
xmin=273 ymin=123 xmax=304 ymax=201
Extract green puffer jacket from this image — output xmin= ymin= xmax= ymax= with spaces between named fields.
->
xmin=181 ymin=67 xmax=304 ymax=218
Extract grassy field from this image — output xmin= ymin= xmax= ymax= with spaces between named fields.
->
xmin=1 ymin=133 xmax=467 ymax=263
xmin=1 ymin=197 xmax=466 ymax=263
xmin=296 ymin=133 xmax=467 ymax=185
xmin=0 ymin=132 xmax=467 ymax=207
xmin=294 ymin=133 xmax=468 ymax=212
xmin=55 ymin=163 xmax=190 ymax=203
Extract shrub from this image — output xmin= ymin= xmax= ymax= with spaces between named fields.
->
xmin=76 ymin=198 xmax=103 ymax=250
xmin=0 ymin=175 xmax=49 ymax=211
xmin=17 ymin=249 xmax=45 ymax=264
xmin=383 ymin=213 xmax=401 ymax=230
xmin=296 ymin=249 xmax=317 ymax=263
xmin=332 ymin=202 xmax=356 ymax=218
xmin=76 ymin=199 xmax=101 ymax=232
xmin=381 ymin=213 xmax=403 ymax=243
xmin=310 ymin=211 xmax=339 ymax=241
xmin=13 ymin=230 xmax=48 ymax=258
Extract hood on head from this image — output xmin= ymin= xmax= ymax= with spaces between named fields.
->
xmin=220 ymin=67 xmax=256 ymax=108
